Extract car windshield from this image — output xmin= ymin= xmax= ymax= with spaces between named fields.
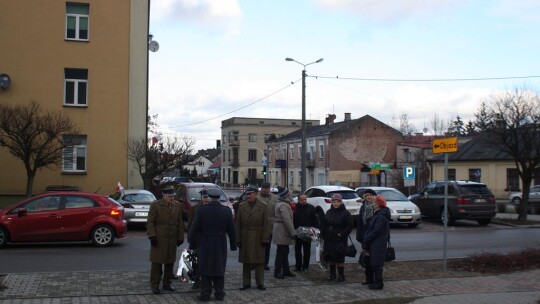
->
xmin=326 ymin=191 xmax=358 ymax=200
xmin=123 ymin=193 xmax=155 ymax=203
xmin=458 ymin=185 xmax=492 ymax=195
xmin=377 ymin=189 xmax=408 ymax=201
xmin=188 ymin=187 xmax=226 ymax=202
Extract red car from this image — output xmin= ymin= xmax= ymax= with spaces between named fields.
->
xmin=0 ymin=192 xmax=127 ymax=248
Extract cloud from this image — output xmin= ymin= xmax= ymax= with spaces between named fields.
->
xmin=311 ymin=0 xmax=464 ymax=23
xmin=489 ymin=0 xmax=540 ymax=22
xmin=151 ymin=0 xmax=243 ymax=37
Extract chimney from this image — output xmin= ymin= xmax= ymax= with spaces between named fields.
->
xmin=344 ymin=113 xmax=351 ymax=121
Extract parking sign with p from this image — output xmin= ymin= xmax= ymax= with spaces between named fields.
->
xmin=403 ymin=166 xmax=415 ymax=179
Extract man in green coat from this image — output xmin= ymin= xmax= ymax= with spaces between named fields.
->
xmin=147 ymin=185 xmax=184 ymax=294
xmin=236 ymin=187 xmax=270 ymax=291
xmin=258 ymin=182 xmax=276 ymax=271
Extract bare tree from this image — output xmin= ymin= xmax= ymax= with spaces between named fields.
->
xmin=479 ymin=87 xmax=540 ymax=221
xmin=0 ymin=102 xmax=78 ymax=196
xmin=429 ymin=113 xmax=449 ymax=135
xmin=390 ymin=113 xmax=418 ymax=135
xmin=128 ymin=135 xmax=195 ymax=189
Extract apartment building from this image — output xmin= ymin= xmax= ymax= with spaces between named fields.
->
xmin=221 ymin=117 xmax=319 ymax=187
xmin=0 ymin=1 xmax=149 ymax=194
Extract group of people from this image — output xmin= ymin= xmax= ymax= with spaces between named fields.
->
xmin=145 ymin=183 xmax=391 ymax=301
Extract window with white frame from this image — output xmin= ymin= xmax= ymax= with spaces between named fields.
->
xmin=66 ymin=3 xmax=89 ymax=41
xmin=318 ymin=142 xmax=325 ymax=158
xmin=289 ymin=170 xmax=294 ymax=187
xmin=298 ymin=145 xmax=302 ymax=160
xmin=290 ymin=146 xmax=294 ymax=159
xmin=64 ymin=68 xmax=88 ymax=106
xmin=63 ymin=135 xmax=87 ymax=172
xmin=248 ymin=133 xmax=257 ymax=142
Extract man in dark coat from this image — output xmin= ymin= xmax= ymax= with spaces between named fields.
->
xmin=186 ymin=188 xmax=210 ymax=290
xmin=293 ymin=194 xmax=318 ymax=272
xmin=188 ymin=188 xmax=237 ymax=301
xmin=363 ymin=195 xmax=390 ymax=290
xmin=236 ymin=187 xmax=271 ymax=291
xmin=146 ymin=185 xmax=184 ymax=294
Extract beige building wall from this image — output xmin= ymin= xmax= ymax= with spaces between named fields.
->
xmin=431 ymin=161 xmax=515 ymax=199
xmin=0 ymin=1 xmax=148 ymax=195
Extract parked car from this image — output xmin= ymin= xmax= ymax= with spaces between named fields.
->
xmin=293 ymin=185 xmax=361 ymax=225
xmin=355 ymin=186 xmax=421 ymax=227
xmin=174 ymin=182 xmax=233 ymax=217
xmin=408 ymin=180 xmax=496 ymax=226
xmin=0 ymin=192 xmax=127 ymax=248
xmin=114 ymin=189 xmax=157 ymax=224
xmin=508 ymin=185 xmax=540 ymax=214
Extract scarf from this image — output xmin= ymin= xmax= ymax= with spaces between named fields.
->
xmin=362 ymin=201 xmax=374 ymax=225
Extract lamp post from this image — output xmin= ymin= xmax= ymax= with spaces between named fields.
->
xmin=285 ymin=57 xmax=323 ymax=192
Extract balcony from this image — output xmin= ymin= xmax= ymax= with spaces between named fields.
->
xmin=231 ymin=159 xmax=240 ymax=167
xmin=229 ymin=140 xmax=239 ymax=146
xmin=306 ymin=159 xmax=315 ymax=168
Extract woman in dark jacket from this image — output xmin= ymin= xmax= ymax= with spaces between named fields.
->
xmin=322 ymin=193 xmax=353 ymax=282
xmin=362 ymin=195 xmax=390 ymax=290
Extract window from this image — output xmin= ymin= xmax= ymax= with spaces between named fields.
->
xmin=469 ymin=168 xmax=481 ymax=182
xmin=447 ymin=168 xmax=456 ymax=181
xmin=507 ymin=169 xmax=519 ymax=191
xmin=248 ymin=149 xmax=257 ymax=162
xmin=63 ymin=135 xmax=87 ymax=172
xmin=65 ymin=196 xmax=96 ymax=209
xmin=248 ymin=133 xmax=257 ymax=142
xmin=64 ymin=68 xmax=88 ymax=106
xmin=290 ymin=146 xmax=294 ymax=160
xmin=318 ymin=143 xmax=325 ymax=158
xmin=298 ymin=145 xmax=302 ymax=160
xmin=248 ymin=168 xmax=257 ymax=180
xmin=66 ymin=3 xmax=89 ymax=40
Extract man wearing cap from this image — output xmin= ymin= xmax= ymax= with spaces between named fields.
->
xmin=186 ymin=188 xmax=211 ymax=290
xmin=189 ymin=188 xmax=237 ymax=301
xmin=257 ymin=182 xmax=276 ymax=271
xmin=236 ymin=186 xmax=271 ymax=291
xmin=272 ymin=187 xmax=297 ymax=279
xmin=146 ymin=185 xmax=184 ymax=294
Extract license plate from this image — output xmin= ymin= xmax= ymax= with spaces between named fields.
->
xmin=399 ymin=215 xmax=413 ymax=220
xmin=475 ymin=199 xmax=486 ymax=203
xmin=135 ymin=212 xmax=148 ymax=217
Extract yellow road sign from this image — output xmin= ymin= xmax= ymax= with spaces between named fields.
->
xmin=432 ymin=137 xmax=458 ymax=154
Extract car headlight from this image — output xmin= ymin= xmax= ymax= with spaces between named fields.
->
xmin=414 ymin=206 xmax=420 ymax=213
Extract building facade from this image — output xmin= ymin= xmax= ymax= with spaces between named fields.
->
xmin=220 ymin=117 xmax=319 ymax=187
xmin=0 ymin=1 xmax=149 ymax=195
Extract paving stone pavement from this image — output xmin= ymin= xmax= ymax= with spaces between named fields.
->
xmin=1 ymin=267 xmax=539 ymax=304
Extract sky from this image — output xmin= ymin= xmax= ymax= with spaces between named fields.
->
xmin=148 ymin=0 xmax=540 ymax=151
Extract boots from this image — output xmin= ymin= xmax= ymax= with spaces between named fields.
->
xmin=327 ymin=265 xmax=336 ymax=281
xmin=336 ymin=266 xmax=345 ymax=282
xmin=368 ymin=271 xmax=384 ymax=290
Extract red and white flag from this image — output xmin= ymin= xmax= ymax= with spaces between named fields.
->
xmin=116 ymin=181 xmax=124 ymax=192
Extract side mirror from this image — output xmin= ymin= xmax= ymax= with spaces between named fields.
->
xmin=423 ymin=192 xmax=428 ymax=198
xmin=17 ymin=208 xmax=27 ymax=217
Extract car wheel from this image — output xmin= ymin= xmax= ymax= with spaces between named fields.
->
xmin=512 ymin=197 xmax=521 ymax=206
xmin=0 ymin=227 xmax=9 ymax=248
xmin=90 ymin=224 xmax=115 ymax=247
xmin=477 ymin=218 xmax=491 ymax=226
xmin=440 ymin=208 xmax=455 ymax=226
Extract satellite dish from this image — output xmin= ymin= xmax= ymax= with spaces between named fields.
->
xmin=149 ymin=40 xmax=159 ymax=52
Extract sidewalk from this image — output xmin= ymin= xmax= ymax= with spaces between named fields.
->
xmin=1 ymin=266 xmax=539 ymax=303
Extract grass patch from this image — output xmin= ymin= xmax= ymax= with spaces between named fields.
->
xmin=449 ymin=248 xmax=540 ymax=273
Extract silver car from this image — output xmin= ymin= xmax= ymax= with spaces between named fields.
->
xmin=355 ymin=186 xmax=422 ymax=228
xmin=115 ymin=189 xmax=156 ymax=224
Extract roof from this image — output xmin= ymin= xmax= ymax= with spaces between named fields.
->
xmin=209 ymin=159 xmax=221 ymax=169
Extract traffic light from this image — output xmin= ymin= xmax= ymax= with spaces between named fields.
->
xmin=262 ymin=165 xmax=267 ymax=175
xmin=216 ymin=139 xmax=221 ymax=150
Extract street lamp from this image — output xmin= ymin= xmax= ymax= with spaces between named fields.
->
xmin=285 ymin=57 xmax=323 ymax=192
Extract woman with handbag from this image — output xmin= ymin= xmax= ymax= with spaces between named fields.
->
xmin=356 ymin=189 xmax=391 ymax=286
xmin=362 ymin=195 xmax=390 ymax=290
xmin=321 ymin=193 xmax=353 ymax=282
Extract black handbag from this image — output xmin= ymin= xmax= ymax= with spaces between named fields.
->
xmin=358 ymin=251 xmax=368 ymax=268
xmin=345 ymin=236 xmax=357 ymax=258
xmin=385 ymin=241 xmax=396 ymax=262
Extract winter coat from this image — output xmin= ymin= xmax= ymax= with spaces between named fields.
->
xmin=146 ymin=199 xmax=184 ymax=264
xmin=188 ymin=199 xmax=237 ymax=276
xmin=258 ymin=192 xmax=277 ymax=230
xmin=321 ymin=204 xmax=353 ymax=260
xmin=293 ymin=203 xmax=318 ymax=229
xmin=236 ymin=198 xmax=271 ymax=264
xmin=272 ymin=200 xmax=297 ymax=245
xmin=363 ymin=208 xmax=390 ymax=268
xmin=356 ymin=204 xmax=391 ymax=244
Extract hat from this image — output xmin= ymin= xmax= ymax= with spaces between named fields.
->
xmin=363 ymin=189 xmax=377 ymax=196
xmin=261 ymin=182 xmax=271 ymax=188
xmin=199 ymin=188 xmax=208 ymax=197
xmin=207 ymin=188 xmax=221 ymax=198
xmin=161 ymin=185 xmax=175 ymax=195
xmin=245 ymin=186 xmax=259 ymax=194
xmin=331 ymin=193 xmax=343 ymax=201
xmin=277 ymin=186 xmax=290 ymax=200
xmin=375 ymin=195 xmax=387 ymax=207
